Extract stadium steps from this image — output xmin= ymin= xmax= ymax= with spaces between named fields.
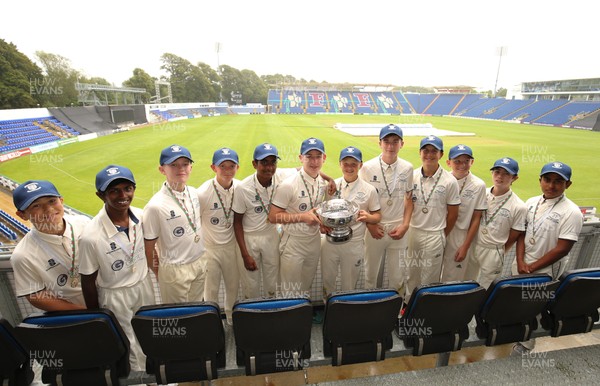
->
xmin=391 ymin=92 xmax=404 ymax=113
xmin=565 ymin=106 xmax=600 ymax=126
xmin=369 ymin=93 xmax=379 ymax=113
xmin=421 ymin=94 xmax=440 ymax=114
xmin=499 ymin=99 xmax=536 ymax=120
xmin=448 ymin=94 xmax=466 ymax=115
xmin=530 ymin=102 xmax=570 ymax=124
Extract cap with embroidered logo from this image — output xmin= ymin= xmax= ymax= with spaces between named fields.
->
xmin=339 ymin=146 xmax=362 ymax=162
xmin=420 ymin=135 xmax=443 ymax=151
xmin=13 ymin=180 xmax=62 ymax=211
xmin=379 ymin=124 xmax=403 ymax=140
xmin=300 ymin=137 xmax=325 ymax=155
xmin=95 ymin=165 xmax=136 ymax=192
xmin=540 ymin=161 xmax=572 ymax=181
xmin=212 ymin=147 xmax=239 ymax=166
xmin=490 ymin=157 xmax=519 ymax=175
xmin=253 ymin=143 xmax=280 ymax=160
xmin=160 ymin=145 xmax=193 ymax=165
xmin=448 ymin=144 xmax=473 ymax=159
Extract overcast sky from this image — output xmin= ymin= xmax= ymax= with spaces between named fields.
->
xmin=1 ymin=0 xmax=597 ymax=91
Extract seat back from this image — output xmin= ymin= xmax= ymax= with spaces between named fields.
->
xmin=400 ymin=281 xmax=486 ymax=356
xmin=232 ymin=297 xmax=312 ymax=375
xmin=476 ymin=274 xmax=559 ymax=345
xmin=323 ymin=289 xmax=402 ymax=365
xmin=0 ymin=318 xmax=33 ymax=386
xmin=131 ymin=302 xmax=225 ymax=382
xmin=16 ymin=309 xmax=129 ymax=386
xmin=541 ymin=268 xmax=600 ymax=337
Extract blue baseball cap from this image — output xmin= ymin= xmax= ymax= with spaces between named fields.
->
xmin=95 ymin=165 xmax=136 ymax=192
xmin=339 ymin=146 xmax=362 ymax=162
xmin=160 ymin=145 xmax=193 ymax=165
xmin=379 ymin=124 xmax=403 ymax=140
xmin=448 ymin=144 xmax=473 ymax=159
xmin=253 ymin=143 xmax=280 ymax=161
xmin=420 ymin=135 xmax=443 ymax=151
xmin=212 ymin=147 xmax=239 ymax=166
xmin=490 ymin=157 xmax=519 ymax=175
xmin=300 ymin=137 xmax=325 ymax=155
xmin=540 ymin=161 xmax=572 ymax=181
xmin=13 ymin=180 xmax=61 ymax=211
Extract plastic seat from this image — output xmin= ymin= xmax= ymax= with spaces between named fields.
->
xmin=399 ymin=281 xmax=486 ymax=356
xmin=476 ymin=274 xmax=559 ymax=345
xmin=16 ymin=309 xmax=129 ymax=386
xmin=132 ymin=302 xmax=225 ymax=382
xmin=0 ymin=318 xmax=33 ymax=386
xmin=323 ymin=289 xmax=402 ymax=365
xmin=541 ymin=267 xmax=600 ymax=337
xmin=232 ymin=297 xmax=312 ymax=375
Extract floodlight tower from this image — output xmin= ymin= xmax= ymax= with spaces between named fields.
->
xmin=494 ymin=46 xmax=508 ymax=97
xmin=215 ymin=42 xmax=223 ymax=102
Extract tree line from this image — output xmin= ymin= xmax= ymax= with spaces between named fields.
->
xmin=4 ymin=38 xmax=502 ymax=110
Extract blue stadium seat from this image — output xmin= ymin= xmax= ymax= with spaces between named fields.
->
xmin=131 ymin=302 xmax=225 ymax=383
xmin=323 ymin=289 xmax=402 ymax=365
xmin=0 ymin=318 xmax=34 ymax=386
xmin=398 ymin=281 xmax=486 ymax=356
xmin=475 ymin=274 xmax=559 ymax=346
xmin=16 ymin=309 xmax=129 ymax=386
xmin=541 ymin=268 xmax=600 ymax=337
xmin=232 ymin=297 xmax=312 ymax=375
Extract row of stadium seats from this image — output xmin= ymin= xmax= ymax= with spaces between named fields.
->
xmin=0 ymin=222 xmax=17 ymax=240
xmin=0 ymin=210 xmax=30 ymax=235
xmin=0 ymin=116 xmax=79 ymax=154
xmin=2 ymin=269 xmax=599 ymax=384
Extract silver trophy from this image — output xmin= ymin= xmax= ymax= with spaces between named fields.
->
xmin=316 ymin=198 xmax=359 ymax=244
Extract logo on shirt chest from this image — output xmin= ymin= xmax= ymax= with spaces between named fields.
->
xmin=111 ymin=260 xmax=124 ymax=271
xmin=166 ymin=210 xmax=181 ymax=221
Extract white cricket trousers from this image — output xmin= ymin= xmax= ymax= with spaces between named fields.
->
xmin=204 ymin=239 xmax=241 ymax=323
xmin=236 ymin=228 xmax=280 ymax=298
xmin=158 ymin=256 xmax=206 ymax=303
xmin=98 ymin=274 xmax=156 ymax=371
xmin=364 ymin=227 xmax=408 ymax=294
xmin=279 ymin=232 xmax=321 ymax=296
xmin=321 ymin=236 xmax=364 ymax=296
xmin=406 ymin=228 xmax=445 ymax=299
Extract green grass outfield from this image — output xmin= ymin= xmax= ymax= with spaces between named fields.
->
xmin=2 ymin=114 xmax=599 ymax=215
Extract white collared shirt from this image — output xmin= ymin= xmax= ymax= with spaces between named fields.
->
xmin=79 ymin=206 xmax=148 ymax=288
xmin=198 ymin=177 xmax=241 ymax=246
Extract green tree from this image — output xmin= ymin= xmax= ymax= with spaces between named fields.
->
xmin=35 ymin=51 xmax=80 ymax=107
xmin=160 ymin=53 xmax=219 ymax=103
xmin=123 ymin=68 xmax=155 ymax=103
xmin=0 ymin=39 xmax=45 ymax=108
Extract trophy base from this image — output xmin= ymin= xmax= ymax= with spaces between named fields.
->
xmin=326 ymin=228 xmax=353 ymax=244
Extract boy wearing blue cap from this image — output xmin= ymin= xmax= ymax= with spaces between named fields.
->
xmin=515 ymin=161 xmax=583 ymax=277
xmin=321 ymin=146 xmax=381 ymax=296
xmin=440 ymin=145 xmax=487 ymax=282
xmin=269 ymin=137 xmax=328 ymax=296
xmin=512 ymin=162 xmax=583 ymax=355
xmin=406 ymin=135 xmax=461 ymax=297
xmin=79 ymin=165 xmax=155 ymax=371
xmin=198 ymin=148 xmax=242 ymax=324
xmin=232 ymin=143 xmax=298 ymax=299
xmin=11 ymin=180 xmax=90 ymax=311
xmin=142 ymin=145 xmax=206 ymax=303
xmin=358 ymin=124 xmax=414 ymax=294
xmin=464 ymin=157 xmax=527 ymax=289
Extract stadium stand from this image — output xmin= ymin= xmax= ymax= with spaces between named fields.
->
xmin=0 ymin=210 xmax=30 ymax=235
xmin=423 ymin=94 xmax=464 ymax=115
xmin=0 ymin=117 xmax=79 ymax=153
xmin=460 ymin=97 xmax=507 ymax=118
xmin=404 ymin=93 xmax=437 ymax=114
xmin=534 ymin=101 xmax=600 ymax=125
xmin=503 ymin=99 xmax=568 ymax=122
